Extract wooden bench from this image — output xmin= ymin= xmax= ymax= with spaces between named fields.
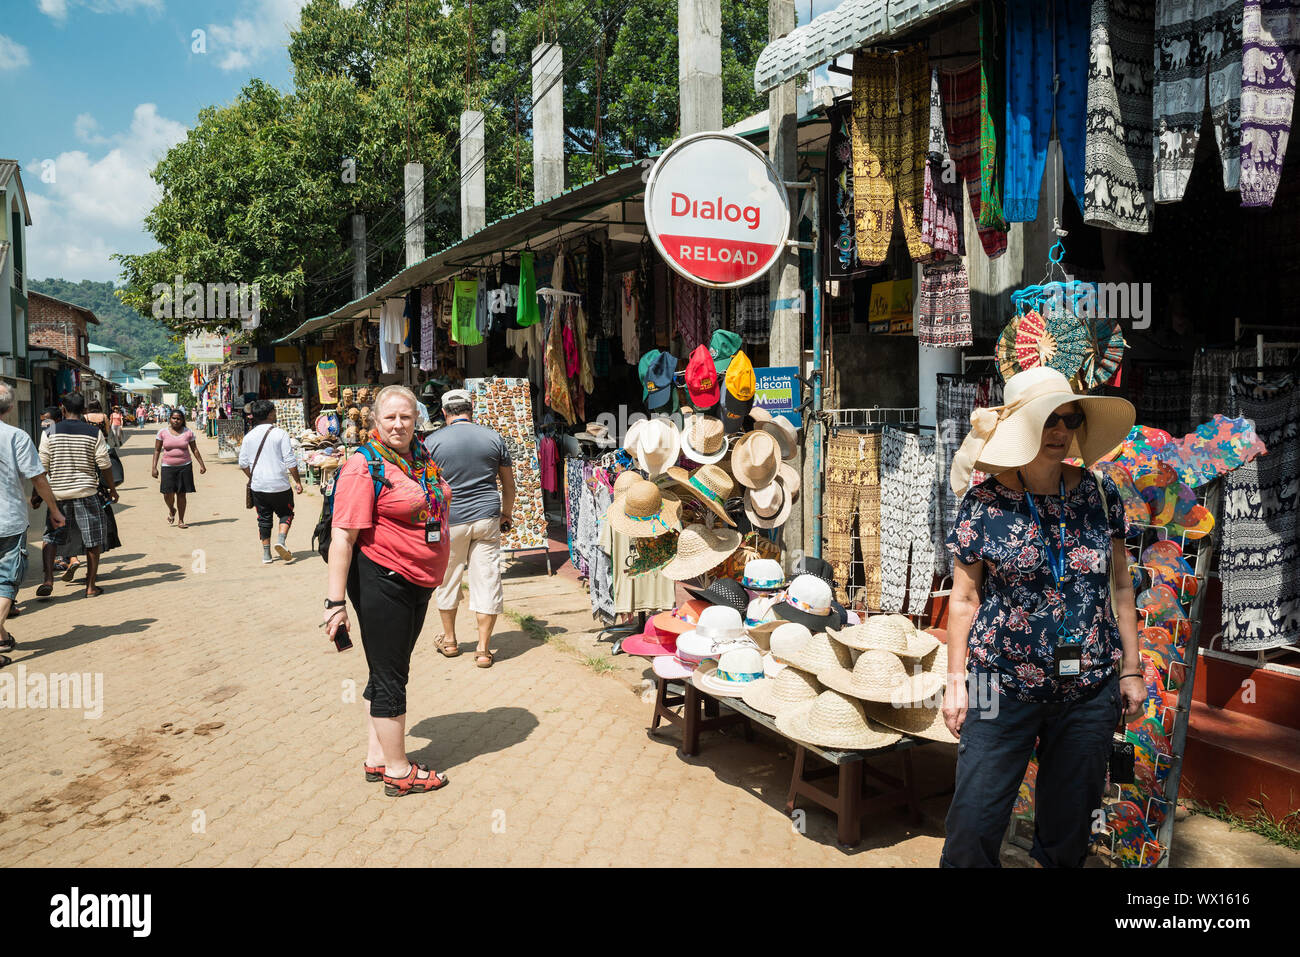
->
xmin=649 ymin=675 xmax=924 ymax=847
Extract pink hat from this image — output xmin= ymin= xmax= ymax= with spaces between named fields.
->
xmin=622 ymin=622 xmax=678 ymax=658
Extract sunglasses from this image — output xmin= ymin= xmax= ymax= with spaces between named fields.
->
xmin=1043 ymin=411 xmax=1086 ymax=430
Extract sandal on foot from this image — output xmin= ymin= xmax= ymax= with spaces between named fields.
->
xmin=36 ymin=583 xmax=52 ymax=599
xmin=167 ymin=512 xmax=176 ymax=525
xmin=0 ymin=636 xmax=15 ymax=654
xmin=382 ymin=762 xmax=449 ymax=797
xmin=84 ymin=586 xmax=104 ymax=598
xmin=61 ymin=563 xmax=79 ymax=583
xmin=364 ymin=762 xmax=385 ymax=783
xmin=7 ymin=604 xmax=18 ymax=618
xmin=177 ymin=521 xmax=189 ymax=529
xmin=435 ymin=636 xmax=461 ymax=658
xmin=475 ymin=650 xmax=495 ymax=669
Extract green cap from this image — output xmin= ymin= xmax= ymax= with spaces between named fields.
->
xmin=638 ymin=349 xmax=662 ymax=403
xmin=710 ymin=330 xmax=742 ymax=376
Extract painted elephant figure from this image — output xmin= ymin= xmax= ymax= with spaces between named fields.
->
xmin=1088 ymin=172 xmax=1113 ymax=209
xmin=1092 ymin=42 xmax=1114 ymax=78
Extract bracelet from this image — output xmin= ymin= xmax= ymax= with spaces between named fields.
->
xmin=1119 ymin=672 xmax=1144 ymax=680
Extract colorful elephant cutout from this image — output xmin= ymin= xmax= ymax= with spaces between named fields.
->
xmin=1104 ymin=800 xmax=1164 ymax=867
xmin=1133 ymin=462 xmax=1179 ymax=525
xmin=1141 ymin=541 xmax=1198 ymax=597
xmin=1094 ymin=461 xmax=1149 ymax=533
xmin=1154 ymin=415 xmax=1269 ymax=488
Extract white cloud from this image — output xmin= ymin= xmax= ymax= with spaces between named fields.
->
xmin=206 ymin=0 xmax=306 ymax=72
xmin=0 ymin=34 xmax=31 ymax=70
xmin=39 ymin=0 xmax=163 ymax=21
xmin=38 ymin=0 xmax=68 ymax=21
xmin=24 ymin=104 xmax=189 ymax=282
xmin=74 ymin=113 xmax=108 ymax=144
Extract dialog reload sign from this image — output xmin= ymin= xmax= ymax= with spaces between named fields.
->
xmin=644 ymin=132 xmax=791 ymax=288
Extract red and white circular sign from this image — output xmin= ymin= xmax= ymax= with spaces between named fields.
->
xmin=644 ymin=132 xmax=791 ymax=289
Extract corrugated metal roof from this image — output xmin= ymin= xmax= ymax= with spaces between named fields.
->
xmin=753 ymin=0 xmax=975 ymax=94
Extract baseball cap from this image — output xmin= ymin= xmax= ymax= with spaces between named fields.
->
xmin=640 ymin=350 xmax=678 ymax=411
xmin=685 ymin=344 xmax=721 ymax=410
xmin=710 ymin=330 xmax=742 ymax=376
xmin=440 ymin=388 xmax=472 ymax=408
xmin=721 ymin=350 xmax=756 ymax=434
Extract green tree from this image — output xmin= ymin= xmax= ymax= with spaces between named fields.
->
xmin=152 ymin=345 xmax=194 ymax=398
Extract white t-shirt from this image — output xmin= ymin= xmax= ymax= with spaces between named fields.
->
xmin=238 ymin=424 xmax=296 ymax=493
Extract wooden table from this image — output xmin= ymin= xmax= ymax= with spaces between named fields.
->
xmin=648 ymin=675 xmax=924 ymax=847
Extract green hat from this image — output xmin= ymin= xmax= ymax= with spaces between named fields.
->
xmin=639 ymin=349 xmax=663 ymax=403
xmin=710 ymin=330 xmax=742 ymax=376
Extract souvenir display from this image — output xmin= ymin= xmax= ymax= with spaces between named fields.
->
xmin=465 ymin=377 xmax=547 ymax=552
xmin=271 ymin=399 xmax=306 ymax=437
xmin=215 ymin=418 xmax=245 ymax=458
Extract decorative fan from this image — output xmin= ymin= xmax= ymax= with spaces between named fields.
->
xmin=996 ymin=315 xmax=1023 ymax=382
xmin=1039 ymin=305 xmax=1089 ymax=378
xmin=1007 ymin=308 xmax=1087 ymax=379
xmin=1079 ymin=317 xmax=1127 ymax=389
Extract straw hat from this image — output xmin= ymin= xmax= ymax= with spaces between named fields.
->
xmin=611 ymin=470 xmax=642 ymax=498
xmin=773 ymin=574 xmax=840 ymax=632
xmin=744 ymin=476 xmax=793 ymax=529
xmin=577 ymin=422 xmax=616 ymax=448
xmin=780 ymin=627 xmax=852 ymax=675
xmin=741 ymin=558 xmax=786 ymax=593
xmin=817 ymin=649 xmax=945 ymax=706
xmin=660 ymin=523 xmax=742 ymax=581
xmin=741 ymin=667 xmax=822 ymax=716
xmin=651 ymin=598 xmax=710 ymax=636
xmin=665 ymin=464 xmax=737 ymax=526
xmin=680 ymin=415 xmax=729 ymax=465
xmin=692 ymin=646 xmax=767 ymax=697
xmin=919 ymin=635 xmax=950 ymax=677
xmin=731 ymin=430 xmax=781 ymax=489
xmin=606 ymin=479 xmax=682 ymax=538
xmin=862 ymin=700 xmax=958 ymax=744
xmin=748 ymin=407 xmax=799 ymax=460
xmin=827 ymin=615 xmax=940 ymax=659
xmin=625 ymin=417 xmax=682 ymax=477
xmin=950 ymin=366 xmax=1136 ymax=496
xmin=775 ymin=690 xmax=904 ymax=750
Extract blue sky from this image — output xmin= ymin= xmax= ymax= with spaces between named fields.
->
xmin=1 ymin=0 xmax=843 ymax=285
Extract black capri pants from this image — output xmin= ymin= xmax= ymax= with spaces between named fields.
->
xmin=346 ymin=549 xmax=432 ymax=718
xmin=251 ymin=489 xmax=294 ymax=539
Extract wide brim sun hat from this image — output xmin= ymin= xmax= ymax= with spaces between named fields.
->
xmin=780 ymin=629 xmax=852 ymax=676
xmin=665 ymin=464 xmax=737 ymax=527
xmin=651 ymin=598 xmax=711 ymax=636
xmin=919 ymin=635 xmax=949 ymax=677
xmin=692 ymin=648 xmax=767 ymax=698
xmin=817 ymin=648 xmax=946 ymax=706
xmin=775 ymin=690 xmax=904 ymax=751
xmin=680 ymin=414 xmax=730 ymax=466
xmin=741 ymin=667 xmax=823 ymax=717
xmin=743 ymin=476 xmax=794 ymax=529
xmin=625 ymin=417 xmax=682 ymax=477
xmin=827 ymin=615 xmax=940 ymax=659
xmin=730 ymin=430 xmax=782 ymax=490
xmin=949 ymin=366 xmax=1136 ymax=496
xmin=660 ymin=524 xmax=742 ymax=582
xmin=684 ymin=577 xmax=750 ymax=615
xmin=622 ymin=623 xmax=678 ymax=659
xmin=747 ymin=407 xmax=799 ymax=461
xmin=652 ymin=653 xmax=696 ymax=681
xmin=605 ymin=481 xmax=683 ymax=538
xmin=862 ymin=699 xmax=958 ymax=745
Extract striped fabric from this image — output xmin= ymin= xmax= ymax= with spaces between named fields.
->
xmin=39 ymin=420 xmax=110 ymax=500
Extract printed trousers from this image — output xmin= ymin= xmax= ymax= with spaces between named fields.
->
xmin=824 ymin=433 xmax=882 ymax=609
xmin=1240 ymin=0 xmax=1300 ymax=207
xmin=1154 ymin=0 xmax=1243 ymax=202
xmin=851 ymin=44 xmax=933 ymax=265
xmin=880 ymin=427 xmax=937 ymax=616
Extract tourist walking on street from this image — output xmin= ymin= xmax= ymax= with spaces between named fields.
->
xmin=84 ymin=400 xmax=109 ymax=441
xmin=325 ymin=385 xmax=452 ymax=796
xmin=37 ymin=392 xmax=118 ymax=599
xmin=0 ymin=383 xmax=64 ymax=664
xmin=39 ymin=406 xmax=60 ymax=439
xmin=239 ymin=400 xmax=302 ymax=563
xmin=941 ymin=368 xmax=1144 ymax=868
xmin=151 ymin=409 xmax=206 ymax=529
xmin=423 ymin=388 xmax=515 ymax=668
xmin=109 ymin=406 xmax=125 ymax=447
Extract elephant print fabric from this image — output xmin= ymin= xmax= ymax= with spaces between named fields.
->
xmin=1085 ymin=0 xmax=1156 ymax=233
xmin=1154 ymin=0 xmax=1244 ymax=202
xmin=1240 ymin=0 xmax=1300 ymax=207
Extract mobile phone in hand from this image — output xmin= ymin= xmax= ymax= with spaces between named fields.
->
xmin=333 ymin=623 xmax=353 ymax=652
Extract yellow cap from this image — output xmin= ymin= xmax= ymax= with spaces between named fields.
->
xmin=725 ymin=351 xmax=755 ymax=402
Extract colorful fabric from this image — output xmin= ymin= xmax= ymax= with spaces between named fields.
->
xmin=880 ymin=427 xmax=937 ymax=616
xmin=673 ymin=273 xmax=710 ymax=351
xmin=825 ymin=104 xmax=871 ymax=277
xmin=851 ymin=44 xmax=933 ymax=265
xmin=922 ymin=69 xmax=964 ymax=257
xmin=825 ymin=433 xmax=882 ymax=608
xmin=947 ymin=471 xmax=1127 ymax=703
xmin=1083 ymin=0 xmax=1156 ymax=232
xmin=917 ymin=260 xmax=972 ymax=348
xmin=420 ymin=286 xmax=436 ymax=371
xmin=939 ymin=62 xmax=1008 ymax=259
xmin=735 ymin=280 xmax=769 ymax=345
xmin=977 ymin=0 xmax=1009 ymax=232
xmin=1153 ymin=0 xmax=1243 ymax=202
xmin=1004 ymin=0 xmax=1090 ymax=222
xmin=1221 ymin=373 xmax=1299 ymax=651
xmin=1241 ymin=0 xmax=1300 ymax=206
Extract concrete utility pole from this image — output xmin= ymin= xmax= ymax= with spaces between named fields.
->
xmin=679 ymin=0 xmax=723 ymax=135
xmin=767 ymin=0 xmax=804 ymax=566
xmin=404 ymin=162 xmax=425 ymax=267
xmin=532 ymin=43 xmax=565 ymax=203
xmin=351 ymin=214 xmax=367 ymax=302
xmin=461 ymin=109 xmax=488 ymax=377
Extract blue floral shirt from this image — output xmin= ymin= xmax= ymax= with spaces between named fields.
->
xmin=946 ymin=470 xmax=1126 ymax=703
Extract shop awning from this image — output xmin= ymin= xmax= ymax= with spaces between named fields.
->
xmin=276 ymin=159 xmax=649 ymax=343
xmin=753 ymin=0 xmax=975 ymax=95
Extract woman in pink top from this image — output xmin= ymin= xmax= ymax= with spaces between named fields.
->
xmin=150 ymin=409 xmax=207 ymax=528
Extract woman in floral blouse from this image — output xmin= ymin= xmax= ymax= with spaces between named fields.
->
xmin=940 ymin=367 xmax=1146 ymax=867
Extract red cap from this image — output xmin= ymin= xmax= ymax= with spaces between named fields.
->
xmin=684 ymin=344 xmax=721 ymax=409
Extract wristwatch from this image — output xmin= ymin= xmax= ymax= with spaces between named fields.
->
xmin=324 ymin=598 xmax=346 ymax=609
xmin=500 ymin=519 xmax=513 ymax=532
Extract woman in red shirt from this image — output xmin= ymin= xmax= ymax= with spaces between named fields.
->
xmin=324 ymin=385 xmax=453 ymax=797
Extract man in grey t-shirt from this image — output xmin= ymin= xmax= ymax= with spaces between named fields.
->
xmin=424 ymin=389 xmax=516 ymax=668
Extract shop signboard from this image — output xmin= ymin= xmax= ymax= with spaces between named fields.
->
xmin=753 ymin=366 xmax=801 ymax=428
xmin=644 ymin=132 xmax=791 ymax=289
xmin=867 ymin=279 xmax=914 ymax=334
xmin=184 ymin=332 xmax=225 ymax=363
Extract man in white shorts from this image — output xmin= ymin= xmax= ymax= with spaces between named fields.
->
xmin=424 ymin=389 xmax=516 ymax=668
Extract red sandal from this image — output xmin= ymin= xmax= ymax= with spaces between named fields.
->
xmin=364 ymin=762 xmax=385 ymax=783
xmin=382 ymin=761 xmax=449 ymax=797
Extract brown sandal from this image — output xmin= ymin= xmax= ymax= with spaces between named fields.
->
xmin=435 ymin=635 xmax=461 ymax=658
xmin=382 ymin=761 xmax=449 ymax=797
xmin=475 ymin=650 xmax=495 ymax=669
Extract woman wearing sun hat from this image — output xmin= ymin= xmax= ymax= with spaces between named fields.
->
xmin=940 ymin=366 xmax=1147 ymax=868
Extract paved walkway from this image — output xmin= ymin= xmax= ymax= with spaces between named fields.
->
xmin=1 ymin=429 xmax=1294 ymax=867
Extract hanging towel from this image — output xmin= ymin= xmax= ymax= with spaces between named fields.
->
xmin=379 ymin=298 xmax=405 ymax=374
xmin=516 ymin=251 xmax=540 ymax=327
xmin=451 ymin=279 xmax=483 ymax=346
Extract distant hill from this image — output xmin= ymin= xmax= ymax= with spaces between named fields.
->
xmin=29 ymin=278 xmax=176 ymax=364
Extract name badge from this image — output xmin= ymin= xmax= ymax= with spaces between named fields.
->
xmin=425 ymin=520 xmax=441 ymax=545
xmin=1054 ymin=640 xmax=1082 ymax=678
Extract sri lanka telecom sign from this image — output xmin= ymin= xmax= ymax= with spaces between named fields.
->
xmin=644 ymin=132 xmax=791 ymax=288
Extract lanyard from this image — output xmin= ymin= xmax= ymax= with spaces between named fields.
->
xmin=1019 ymin=471 xmax=1067 ymax=590
xmin=366 ymin=435 xmax=444 ymax=521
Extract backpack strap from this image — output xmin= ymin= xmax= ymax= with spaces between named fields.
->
xmin=356 ymin=444 xmax=389 ymax=500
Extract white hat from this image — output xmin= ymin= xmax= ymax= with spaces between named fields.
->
xmin=741 ymin=559 xmax=786 ymax=592
xmin=949 ymin=366 xmax=1135 ymax=496
xmin=625 ymin=417 xmax=682 ymax=477
xmin=817 ymin=649 xmax=945 ymax=706
xmin=744 ymin=594 xmax=783 ymax=651
xmin=827 ymin=615 xmax=940 ymax=659
xmin=780 ymin=628 xmax=852 ymax=676
xmin=773 ymin=574 xmax=839 ymax=631
xmin=440 ymin=388 xmax=473 ymax=408
xmin=675 ymin=605 xmax=752 ymax=660
xmin=692 ymin=646 xmax=767 ymax=697
xmin=763 ymin=621 xmax=814 ymax=677
xmin=744 ymin=476 xmax=793 ymax=529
